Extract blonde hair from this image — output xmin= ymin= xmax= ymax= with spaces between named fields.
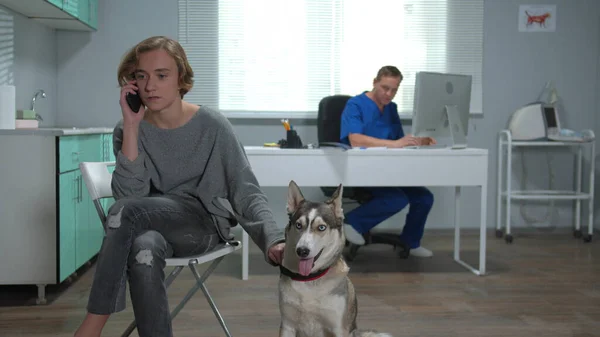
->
xmin=117 ymin=36 xmax=194 ymax=98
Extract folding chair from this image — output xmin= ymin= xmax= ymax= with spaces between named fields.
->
xmin=79 ymin=161 xmax=242 ymax=337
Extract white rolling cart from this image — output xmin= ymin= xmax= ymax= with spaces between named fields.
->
xmin=496 ymin=129 xmax=595 ymax=243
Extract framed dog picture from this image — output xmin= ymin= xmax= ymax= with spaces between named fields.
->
xmin=518 ymin=4 xmax=557 ymax=32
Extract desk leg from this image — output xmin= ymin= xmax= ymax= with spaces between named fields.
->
xmin=575 ymin=147 xmax=582 ymax=235
xmin=242 ymin=230 xmax=249 ymax=280
xmin=587 ymin=141 xmax=595 ymax=240
xmin=479 ymin=182 xmax=487 ymax=275
xmin=505 ymin=146 xmax=513 ymax=241
xmin=454 ymin=186 xmax=461 ymax=261
xmin=496 ymin=138 xmax=503 ymax=235
xmin=454 ymin=184 xmax=487 ymax=276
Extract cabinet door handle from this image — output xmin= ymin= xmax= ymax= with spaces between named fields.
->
xmin=79 ymin=175 xmax=83 ymax=202
xmin=72 ymin=151 xmax=85 ymax=161
xmin=73 ymin=176 xmax=78 ymax=201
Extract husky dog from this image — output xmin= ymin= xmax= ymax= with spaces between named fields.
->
xmin=278 ymin=180 xmax=392 ymax=337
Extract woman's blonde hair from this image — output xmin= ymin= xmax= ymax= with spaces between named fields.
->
xmin=117 ymin=36 xmax=194 ymax=98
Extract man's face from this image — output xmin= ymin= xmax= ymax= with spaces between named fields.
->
xmin=134 ymin=49 xmax=181 ymax=112
xmin=372 ymin=75 xmax=401 ymax=106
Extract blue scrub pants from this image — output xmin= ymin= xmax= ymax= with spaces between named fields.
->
xmin=345 ymin=187 xmax=434 ymax=249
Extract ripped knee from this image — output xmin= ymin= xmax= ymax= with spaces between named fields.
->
xmin=128 ymin=231 xmax=171 ymax=268
xmin=134 ymin=249 xmax=153 ymax=266
xmin=106 ymin=205 xmax=125 ymax=229
xmin=105 ymin=198 xmax=143 ymax=230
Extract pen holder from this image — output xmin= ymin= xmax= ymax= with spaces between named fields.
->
xmin=283 ymin=130 xmax=303 ymax=148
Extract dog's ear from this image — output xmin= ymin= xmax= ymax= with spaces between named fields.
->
xmin=287 ymin=180 xmax=305 ymax=215
xmin=328 ymin=183 xmax=344 ymax=218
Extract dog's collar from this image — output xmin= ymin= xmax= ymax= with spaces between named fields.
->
xmin=279 ymin=265 xmax=330 ymax=282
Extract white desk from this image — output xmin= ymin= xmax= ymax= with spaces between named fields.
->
xmin=241 ymin=146 xmax=489 ymax=279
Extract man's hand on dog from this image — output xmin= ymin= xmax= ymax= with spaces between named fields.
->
xmin=268 ymin=243 xmax=285 ymax=265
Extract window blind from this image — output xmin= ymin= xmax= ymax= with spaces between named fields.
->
xmin=0 ymin=7 xmax=14 ymax=86
xmin=178 ymin=0 xmax=484 ymax=118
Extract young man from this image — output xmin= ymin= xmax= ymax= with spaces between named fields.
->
xmin=74 ymin=36 xmax=285 ymax=337
xmin=339 ymin=65 xmax=435 ymax=258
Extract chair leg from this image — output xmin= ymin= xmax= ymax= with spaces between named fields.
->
xmin=121 ymin=256 xmax=232 ymax=337
xmin=188 ymin=257 xmax=233 ymax=337
xmin=168 ymin=256 xmax=222 ymax=319
xmin=167 ymin=256 xmax=233 ymax=337
xmin=121 ymin=266 xmax=185 ymax=337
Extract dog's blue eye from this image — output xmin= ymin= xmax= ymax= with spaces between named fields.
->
xmin=318 ymin=225 xmax=326 ymax=231
xmin=295 ymin=222 xmax=302 ymax=229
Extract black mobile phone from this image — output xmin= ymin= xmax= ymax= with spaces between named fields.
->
xmin=126 ymin=91 xmax=142 ymax=113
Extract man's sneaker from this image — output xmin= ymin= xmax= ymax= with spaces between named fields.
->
xmin=344 ymin=224 xmax=365 ymax=245
xmin=410 ymin=246 xmax=433 ymax=257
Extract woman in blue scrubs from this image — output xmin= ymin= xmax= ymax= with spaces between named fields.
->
xmin=339 ymin=65 xmax=435 ymax=257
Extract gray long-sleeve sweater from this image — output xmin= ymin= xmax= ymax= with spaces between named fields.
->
xmin=111 ymin=106 xmax=284 ymax=265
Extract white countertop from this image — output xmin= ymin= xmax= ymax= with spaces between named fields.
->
xmin=0 ymin=127 xmax=113 ymax=136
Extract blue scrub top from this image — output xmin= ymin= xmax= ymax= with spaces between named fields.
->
xmin=339 ymin=92 xmax=405 ymax=145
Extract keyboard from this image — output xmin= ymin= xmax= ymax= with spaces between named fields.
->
xmin=404 ymin=144 xmax=449 ymax=150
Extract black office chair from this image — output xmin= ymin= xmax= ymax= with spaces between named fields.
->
xmin=317 ymin=95 xmax=410 ymax=261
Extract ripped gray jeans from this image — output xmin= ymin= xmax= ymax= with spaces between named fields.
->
xmin=87 ymin=195 xmax=221 ymax=337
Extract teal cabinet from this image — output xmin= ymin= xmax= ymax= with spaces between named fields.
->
xmin=58 ymin=136 xmax=80 ymax=173
xmin=0 ymin=130 xmax=114 ymax=304
xmin=47 ymin=0 xmax=63 ymax=9
xmin=80 ymin=134 xmax=104 ymax=163
xmin=76 ymin=0 xmax=98 ymax=30
xmin=88 ymin=0 xmax=98 ymax=30
xmin=77 ymin=0 xmax=89 ymax=26
xmin=102 ymin=133 xmax=116 ymax=162
xmin=0 ymin=0 xmax=98 ymax=31
xmin=57 ymin=132 xmax=114 ymax=283
xmin=62 ymin=0 xmax=79 ymax=18
xmin=59 ymin=172 xmax=77 ymax=282
xmin=58 ymin=0 xmax=99 ymax=30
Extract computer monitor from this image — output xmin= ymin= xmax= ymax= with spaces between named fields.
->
xmin=411 ymin=71 xmax=472 ymax=149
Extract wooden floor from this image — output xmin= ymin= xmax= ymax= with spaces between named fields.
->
xmin=1 ymin=229 xmax=599 ymax=337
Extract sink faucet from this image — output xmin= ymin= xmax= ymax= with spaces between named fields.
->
xmin=31 ymin=89 xmax=46 ymax=122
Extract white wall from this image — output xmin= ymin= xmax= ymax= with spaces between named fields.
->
xmin=0 ymin=5 xmax=57 ymax=126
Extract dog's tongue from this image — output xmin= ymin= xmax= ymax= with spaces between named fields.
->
xmin=298 ymin=258 xmax=314 ymax=276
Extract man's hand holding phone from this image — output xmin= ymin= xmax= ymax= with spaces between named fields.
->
xmin=120 ymin=80 xmax=145 ymax=126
